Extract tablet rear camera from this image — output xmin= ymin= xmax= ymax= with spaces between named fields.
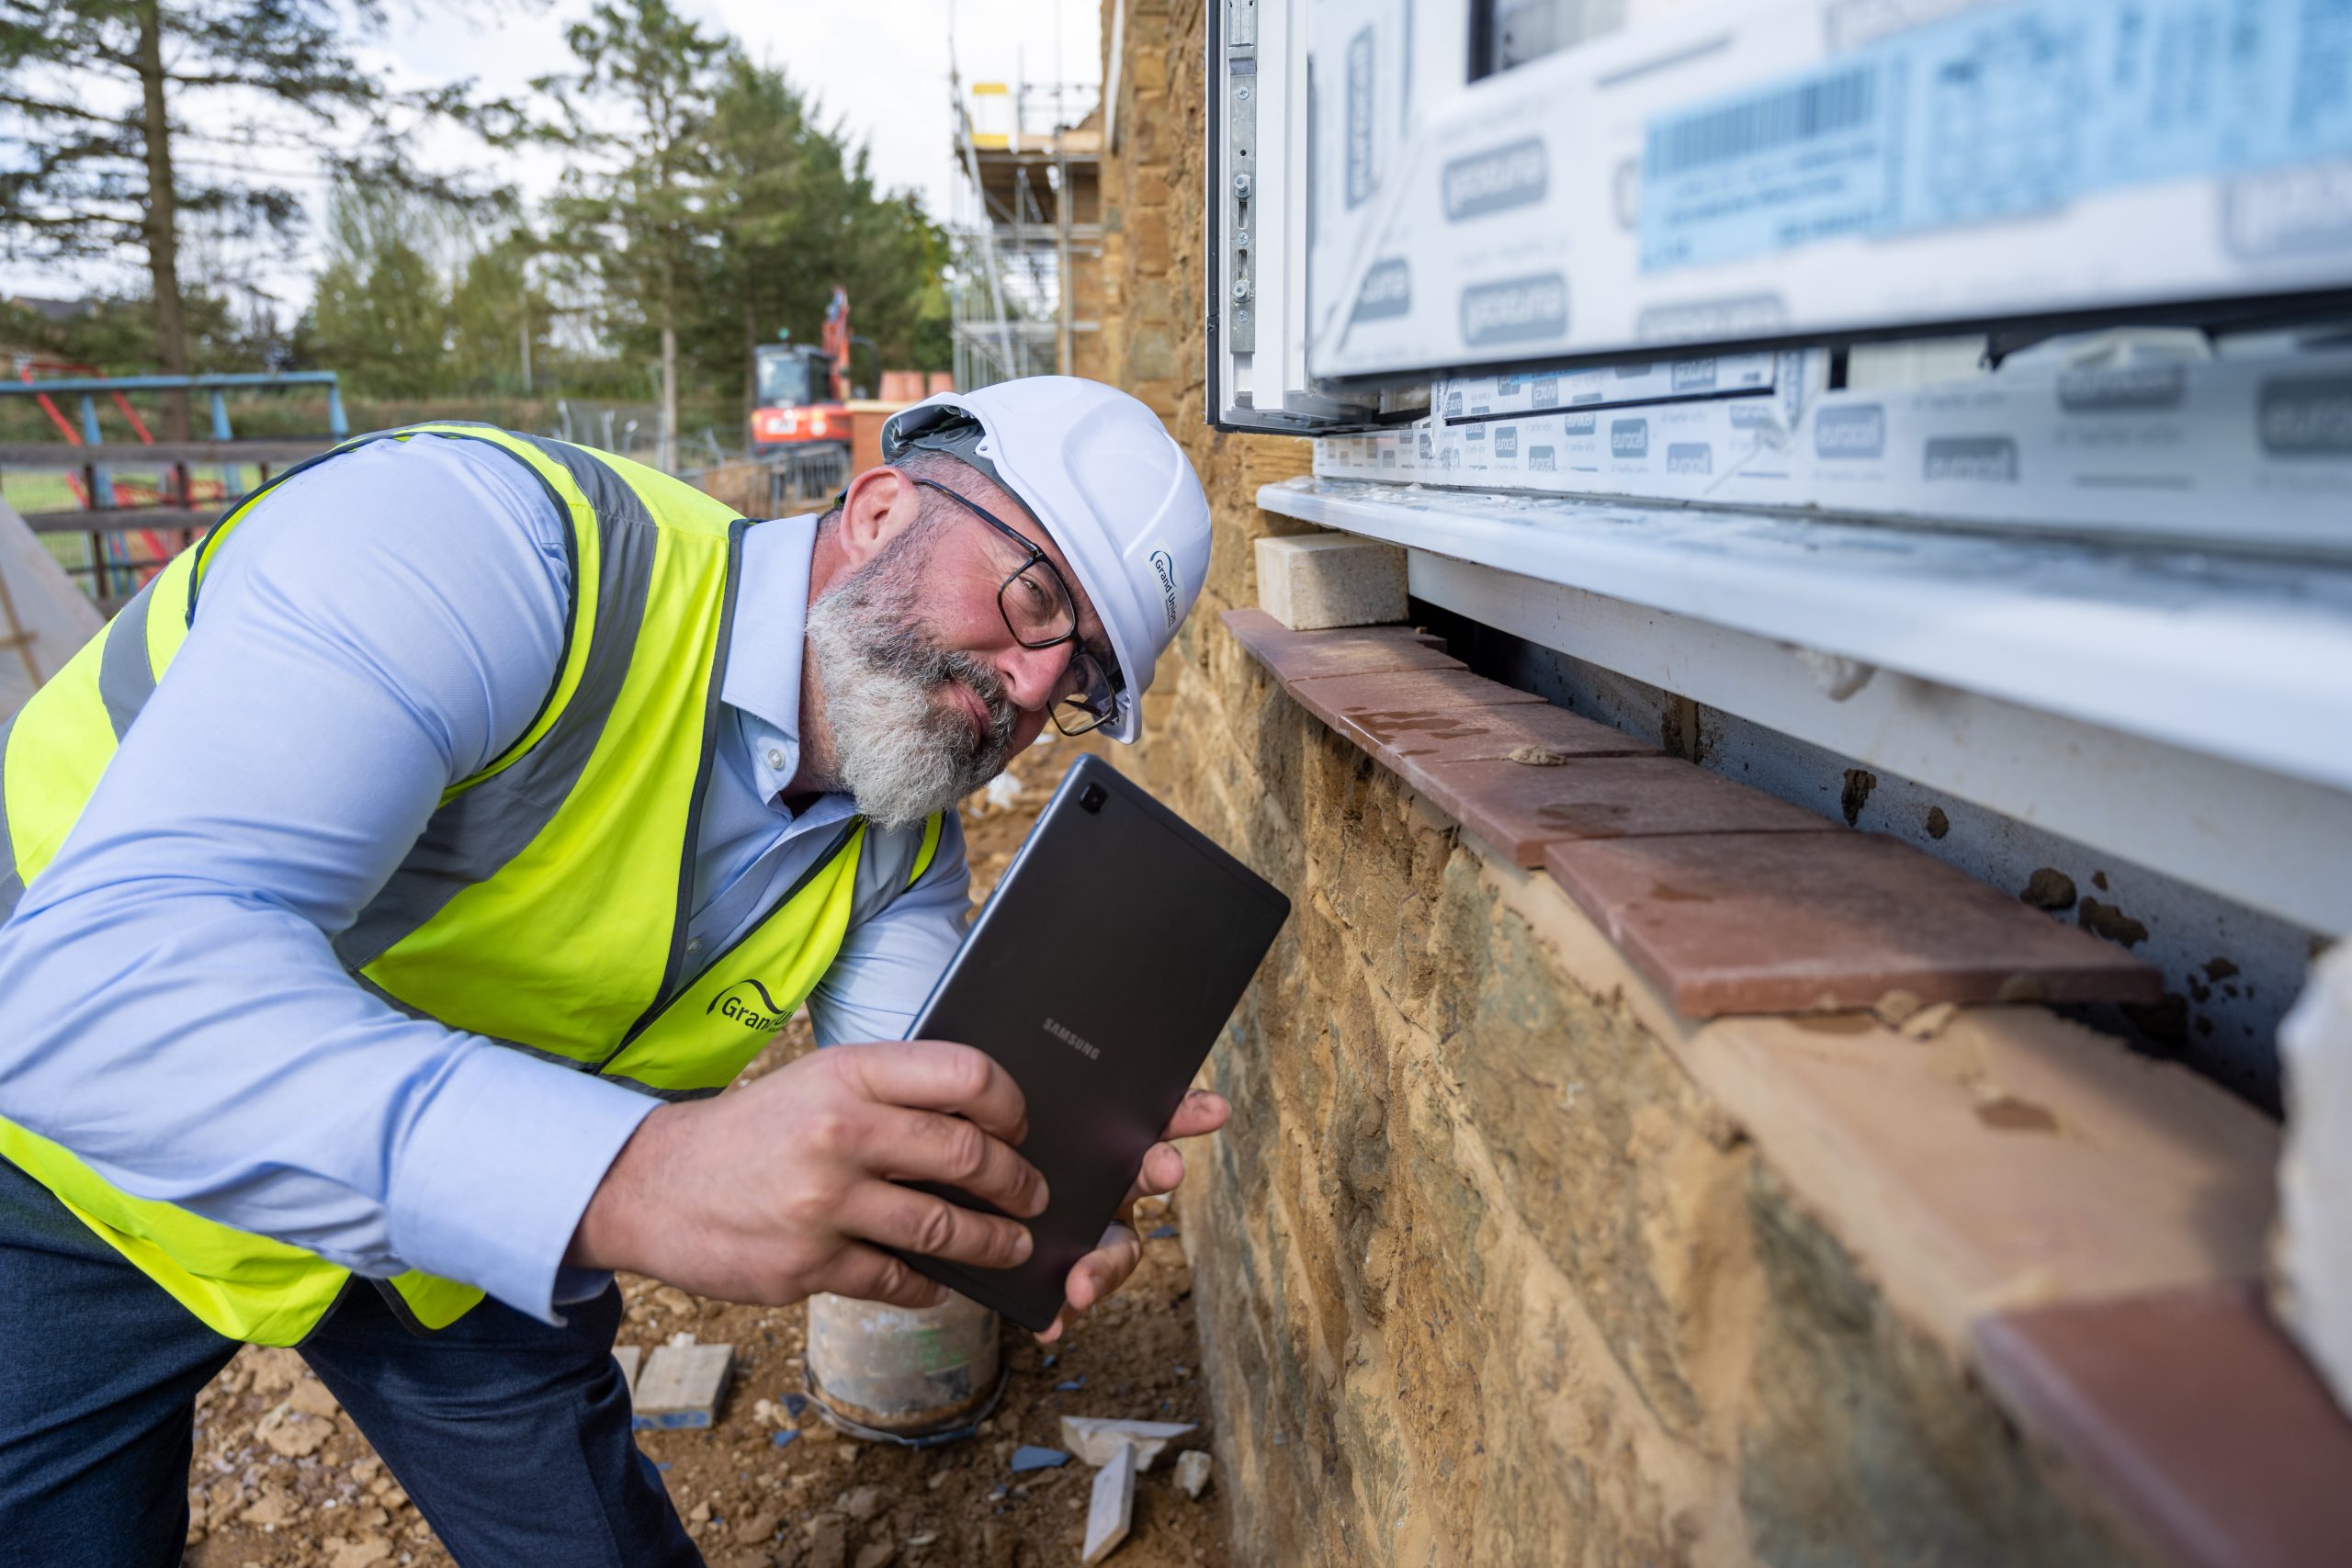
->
xmin=1080 ymin=784 xmax=1108 ymax=813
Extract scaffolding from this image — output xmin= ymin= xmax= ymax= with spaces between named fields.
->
xmin=949 ymin=71 xmax=1103 ymax=390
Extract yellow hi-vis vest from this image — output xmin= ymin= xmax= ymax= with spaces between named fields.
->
xmin=0 ymin=424 xmax=945 ymax=1346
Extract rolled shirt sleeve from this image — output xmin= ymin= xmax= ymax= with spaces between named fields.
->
xmin=0 ymin=434 xmax=655 ymax=1323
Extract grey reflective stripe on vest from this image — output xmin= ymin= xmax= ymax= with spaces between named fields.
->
xmin=97 ymin=577 xmax=161 ymax=740
xmin=333 ymin=439 xmax=659 ymax=970
xmin=0 ymin=714 xmax=20 ymax=924
xmin=846 ymin=815 xmax=938 ymax=932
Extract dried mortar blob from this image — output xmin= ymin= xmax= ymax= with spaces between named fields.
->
xmin=1506 ymin=745 xmax=1574 ymax=766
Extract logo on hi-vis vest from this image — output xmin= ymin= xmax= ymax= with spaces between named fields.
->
xmin=707 ymin=979 xmax=788 ymax=1032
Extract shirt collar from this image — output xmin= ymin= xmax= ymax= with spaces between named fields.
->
xmin=723 ymin=513 xmax=820 ymax=806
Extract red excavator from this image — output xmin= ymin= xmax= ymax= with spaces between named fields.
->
xmin=749 ymin=286 xmax=854 ymax=457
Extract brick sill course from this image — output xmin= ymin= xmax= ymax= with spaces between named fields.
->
xmin=1223 ymin=605 xmax=2352 ymax=1568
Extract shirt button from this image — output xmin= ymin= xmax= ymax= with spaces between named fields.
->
xmin=765 ymin=748 xmax=786 ymax=771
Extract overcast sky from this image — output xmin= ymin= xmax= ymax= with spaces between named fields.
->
xmin=14 ymin=0 xmax=1104 ymax=317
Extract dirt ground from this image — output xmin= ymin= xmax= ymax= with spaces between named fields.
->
xmin=183 ymin=734 xmax=1236 ymax=1568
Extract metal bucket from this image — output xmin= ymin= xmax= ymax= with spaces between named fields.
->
xmin=802 ymin=1291 xmax=1005 ymax=1444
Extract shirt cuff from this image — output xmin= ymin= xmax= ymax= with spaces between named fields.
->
xmin=387 ymin=1044 xmax=658 ymax=1325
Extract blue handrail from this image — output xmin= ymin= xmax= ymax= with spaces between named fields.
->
xmin=5 ymin=370 xmax=346 ymax=603
xmin=0 ymin=371 xmax=349 ymax=442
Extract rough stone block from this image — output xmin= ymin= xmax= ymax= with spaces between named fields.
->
xmin=1413 ymin=753 xmax=1837 ymax=866
xmin=1081 ymin=1440 xmax=1138 ymax=1564
xmin=1255 ymin=533 xmax=1409 ymax=631
xmin=630 ymin=1343 xmax=733 ymax=1429
xmin=612 ymin=1345 xmax=640 ymax=1401
xmin=1174 ymin=1449 xmax=1213 ymax=1499
xmin=1974 ymin=1285 xmax=2352 ymax=1568
xmin=1543 ymin=830 xmax=2163 ymax=1014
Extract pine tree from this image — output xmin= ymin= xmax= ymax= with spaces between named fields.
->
xmin=532 ymin=0 xmax=727 ymax=473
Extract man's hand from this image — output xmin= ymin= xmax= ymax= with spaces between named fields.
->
xmin=568 ymin=1040 xmax=1047 ymax=1309
xmin=1036 ymin=1087 xmax=1231 ymax=1343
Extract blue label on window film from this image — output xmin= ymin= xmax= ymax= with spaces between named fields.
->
xmin=1639 ymin=0 xmax=2352 ymax=273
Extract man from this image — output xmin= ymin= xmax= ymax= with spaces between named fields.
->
xmin=0 ymin=377 xmax=1220 ymax=1563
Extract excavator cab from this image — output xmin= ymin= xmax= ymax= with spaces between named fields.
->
xmin=750 ymin=342 xmax=849 ymax=454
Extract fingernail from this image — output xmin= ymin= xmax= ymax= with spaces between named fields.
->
xmin=1012 ymin=1230 xmax=1034 ymax=1262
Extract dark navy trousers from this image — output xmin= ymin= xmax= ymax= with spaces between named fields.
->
xmin=0 ymin=1155 xmax=701 ymax=1566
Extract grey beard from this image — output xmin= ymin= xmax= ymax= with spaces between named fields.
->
xmin=805 ymin=541 xmax=1021 ymax=830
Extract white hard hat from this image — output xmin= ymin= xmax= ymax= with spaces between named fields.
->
xmin=881 ymin=376 xmax=1210 ymax=743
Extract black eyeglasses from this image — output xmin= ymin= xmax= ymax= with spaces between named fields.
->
xmin=910 ymin=478 xmax=1125 ymax=736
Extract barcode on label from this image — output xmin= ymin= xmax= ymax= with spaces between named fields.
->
xmin=1647 ymin=67 xmax=1876 ymax=178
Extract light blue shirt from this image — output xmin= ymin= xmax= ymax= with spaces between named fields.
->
xmin=0 ymin=434 xmax=971 ymax=1323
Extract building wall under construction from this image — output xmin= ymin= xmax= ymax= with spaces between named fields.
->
xmin=1095 ymin=3 xmax=2267 ymax=1563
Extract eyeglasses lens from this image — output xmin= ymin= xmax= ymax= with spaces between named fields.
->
xmin=1000 ymin=566 xmax=1076 ymax=646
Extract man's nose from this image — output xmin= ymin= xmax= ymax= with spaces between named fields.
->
xmin=995 ymin=640 xmax=1069 ymax=713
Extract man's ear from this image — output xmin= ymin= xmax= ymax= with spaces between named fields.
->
xmin=835 ymin=466 xmax=922 ymax=569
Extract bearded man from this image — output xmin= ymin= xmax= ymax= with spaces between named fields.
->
xmin=0 ymin=378 xmax=1219 ymax=1564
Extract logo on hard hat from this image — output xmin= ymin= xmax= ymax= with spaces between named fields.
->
xmin=1148 ymin=549 xmax=1180 ymax=629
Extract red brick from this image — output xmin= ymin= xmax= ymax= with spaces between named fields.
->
xmin=1377 ymin=703 xmax=1660 ymax=792
xmin=1413 ymin=755 xmax=1835 ymax=867
xmin=1284 ymin=667 xmax=1544 ymax=748
xmin=1221 ymin=608 xmax=1459 ymax=684
xmin=1542 ymin=831 xmax=2161 ymax=1015
xmin=1974 ymin=1285 xmax=2352 ymax=1568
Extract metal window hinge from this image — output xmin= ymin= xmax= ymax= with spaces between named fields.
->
xmin=1225 ymin=0 xmax=1259 ymax=354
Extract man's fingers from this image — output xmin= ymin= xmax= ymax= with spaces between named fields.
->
xmin=841 ymin=1039 xmax=1030 ymax=1145
xmin=857 ymin=1105 xmax=1049 ymax=1218
xmin=1068 ymin=1221 xmax=1142 ymax=1313
xmin=812 ymin=1243 xmax=952 ymax=1311
xmin=1121 ymin=1143 xmax=1185 ymax=1209
xmin=1155 ymin=1088 xmax=1230 ymax=1143
xmin=837 ymin=1179 xmax=1035 ymax=1270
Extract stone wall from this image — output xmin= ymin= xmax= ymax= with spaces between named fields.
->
xmin=1092 ymin=5 xmax=2271 ymax=1563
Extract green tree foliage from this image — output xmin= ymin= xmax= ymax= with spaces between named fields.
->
xmin=307 ymin=186 xmax=453 ymax=398
xmin=0 ymin=0 xmax=497 ymax=432
xmin=299 ymin=183 xmax=555 ymax=399
xmin=531 ymin=0 xmax=728 ymax=470
xmin=684 ymin=53 xmax=951 ymax=415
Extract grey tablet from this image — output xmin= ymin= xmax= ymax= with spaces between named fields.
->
xmin=889 ymin=753 xmax=1289 ymax=1332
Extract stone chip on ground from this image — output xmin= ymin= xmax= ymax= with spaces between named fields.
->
xmin=1174 ymin=1450 xmax=1213 ymax=1499
xmin=326 ymin=1532 xmax=393 ymax=1568
xmin=839 ymin=1483 xmax=888 ymax=1521
xmin=1081 ymin=1440 xmax=1138 ymax=1564
xmin=854 ymin=1541 xmax=898 ymax=1568
xmin=254 ymin=1398 xmax=334 ymax=1457
xmin=287 ymin=1375 xmax=341 ymax=1418
xmin=807 ymin=1512 xmax=849 ymax=1568
xmin=1059 ymin=1416 xmax=1196 ymax=1471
